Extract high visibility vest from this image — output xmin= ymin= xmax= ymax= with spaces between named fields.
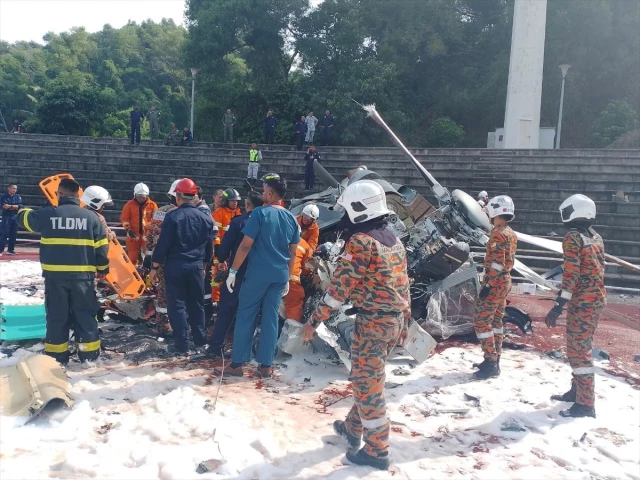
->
xmin=249 ymin=149 xmax=261 ymax=162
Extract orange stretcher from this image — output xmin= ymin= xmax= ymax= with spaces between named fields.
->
xmin=39 ymin=174 xmax=146 ymax=299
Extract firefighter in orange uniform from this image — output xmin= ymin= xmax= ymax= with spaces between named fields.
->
xmin=211 ymin=188 xmax=242 ymax=301
xmin=297 ymin=203 xmax=320 ymax=252
xmin=283 ymin=235 xmax=312 ymax=322
xmin=120 ymin=182 xmax=158 ymax=265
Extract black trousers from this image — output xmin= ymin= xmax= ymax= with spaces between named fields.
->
xmin=264 ymin=129 xmax=275 ymax=144
xmin=207 ymin=269 xmax=244 ymax=353
xmin=296 ymin=133 xmax=305 ymax=150
xmin=320 ymin=127 xmax=331 ymax=145
xmin=0 ymin=215 xmax=18 ymax=253
xmin=304 ymin=163 xmax=315 ymax=189
xmin=44 ymin=278 xmax=100 ymax=363
xmin=130 ymin=123 xmax=141 ymax=144
xmin=165 ymin=261 xmax=207 ymax=351
xmin=204 ymin=261 xmax=214 ymax=319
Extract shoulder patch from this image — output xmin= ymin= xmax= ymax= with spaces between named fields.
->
xmin=152 ymin=210 xmax=167 ymax=222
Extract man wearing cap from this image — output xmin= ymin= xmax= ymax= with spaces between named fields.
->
xmin=149 ymin=178 xmax=215 ymax=355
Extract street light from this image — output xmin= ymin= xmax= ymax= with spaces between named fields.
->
xmin=190 ymin=67 xmax=199 ymax=141
xmin=555 ymin=64 xmax=571 ymax=149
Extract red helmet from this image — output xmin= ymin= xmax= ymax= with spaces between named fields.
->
xmin=174 ymin=178 xmax=197 ymax=196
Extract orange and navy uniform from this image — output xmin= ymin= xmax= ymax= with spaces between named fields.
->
xmin=120 ymin=198 xmax=158 ymax=264
xmin=211 ymin=206 xmax=242 ymax=298
xmin=283 ymin=237 xmax=312 ymax=321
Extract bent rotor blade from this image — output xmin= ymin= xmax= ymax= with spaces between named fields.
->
xmin=515 ymin=231 xmax=563 ymax=254
xmin=513 ymin=258 xmax=554 ymax=291
xmin=516 ymin=231 xmax=640 ymax=273
xmin=355 ymin=101 xmax=450 ymax=203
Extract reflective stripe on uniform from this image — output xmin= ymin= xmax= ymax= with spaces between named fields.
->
xmin=289 ymin=275 xmax=300 ymax=283
xmin=491 ymin=262 xmax=504 ymax=272
xmin=476 ymin=331 xmax=493 ymax=339
xmin=493 ymin=328 xmax=504 ymax=334
xmin=215 ymin=222 xmax=223 ymax=228
xmin=45 ymin=341 xmax=69 ymax=353
xmin=97 ymin=264 xmax=109 ymax=271
xmin=41 ymin=264 xmax=98 ymax=273
xmin=572 ymin=366 xmax=594 ymax=375
xmin=204 ymin=294 xmax=212 ymax=300
xmin=41 ymin=237 xmax=107 ymax=247
xmin=296 ymin=245 xmax=307 ymax=253
xmin=322 ymin=293 xmax=342 ymax=309
xmin=155 ymin=306 xmax=168 ymax=313
xmin=77 ymin=339 xmax=101 ymax=352
xmin=22 ymin=209 xmax=34 ymax=232
xmin=361 ymin=416 xmax=387 ymax=429
xmin=560 ymin=290 xmax=573 ymax=300
xmin=145 ymin=250 xmax=153 ymax=256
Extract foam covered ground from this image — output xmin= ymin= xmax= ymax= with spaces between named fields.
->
xmin=1 ymin=343 xmax=638 ymax=480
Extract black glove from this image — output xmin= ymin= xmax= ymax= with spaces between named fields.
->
xmin=126 ymin=229 xmax=137 ymax=239
xmin=545 ymin=297 xmax=568 ymax=328
xmin=479 ymin=285 xmax=491 ymax=300
xmin=142 ymin=255 xmax=152 ymax=271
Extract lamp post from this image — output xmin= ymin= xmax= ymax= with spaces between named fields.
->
xmin=555 ymin=64 xmax=571 ymax=149
xmin=190 ymin=67 xmax=199 ymax=141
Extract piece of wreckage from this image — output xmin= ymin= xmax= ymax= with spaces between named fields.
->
xmin=281 ymin=103 xmax=640 ymax=368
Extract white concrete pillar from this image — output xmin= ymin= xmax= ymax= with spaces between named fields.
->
xmin=503 ymin=0 xmax=548 ymax=149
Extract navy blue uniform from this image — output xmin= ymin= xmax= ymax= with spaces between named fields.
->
xmin=295 ymin=121 xmax=307 ymax=151
xmin=0 ymin=192 xmax=23 ymax=254
xmin=130 ymin=109 xmax=143 ymax=144
xmin=152 ymin=203 xmax=215 ymax=352
xmin=18 ymin=197 xmax=109 ymax=363
xmin=264 ymin=115 xmax=278 ymax=144
xmin=304 ymin=150 xmax=320 ymax=190
xmin=320 ymin=115 xmax=335 ymax=145
xmin=207 ymin=211 xmax=251 ymax=355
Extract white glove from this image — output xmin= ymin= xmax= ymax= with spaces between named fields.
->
xmin=282 ymin=282 xmax=290 ymax=297
xmin=226 ymin=271 xmax=237 ymax=293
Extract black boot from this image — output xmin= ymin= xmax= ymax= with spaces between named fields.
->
xmin=345 ymin=448 xmax=390 ymax=470
xmin=559 ymin=403 xmax=595 ymax=418
xmin=473 ymin=358 xmax=490 ymax=370
xmin=333 ymin=420 xmax=361 ymax=448
xmin=551 ymin=384 xmax=576 ymax=402
xmin=473 ymin=360 xmax=500 ymax=379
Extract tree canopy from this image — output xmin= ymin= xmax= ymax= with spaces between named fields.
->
xmin=1 ymin=0 xmax=638 ymax=147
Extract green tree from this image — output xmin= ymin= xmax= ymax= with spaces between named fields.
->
xmin=426 ymin=117 xmax=464 ymax=147
xmin=591 ymin=100 xmax=638 ymax=147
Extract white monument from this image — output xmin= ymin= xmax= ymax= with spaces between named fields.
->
xmin=502 ymin=0 xmax=548 ymax=149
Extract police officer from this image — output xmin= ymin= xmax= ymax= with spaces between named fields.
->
xmin=301 ymin=180 xmax=411 ymax=471
xmin=18 ymin=178 xmax=109 ymax=364
xmin=545 ymin=194 xmax=606 ymax=418
xmin=144 ymin=180 xmax=180 ymax=335
xmin=149 ymin=178 xmax=215 ymax=355
xmin=473 ymin=195 xmax=517 ymax=379
xmin=206 ymin=191 xmax=262 ymax=359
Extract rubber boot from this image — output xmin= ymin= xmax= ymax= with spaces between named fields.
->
xmin=345 ymin=448 xmax=390 ymax=471
xmin=473 ymin=358 xmax=489 ymax=370
xmin=333 ymin=420 xmax=361 ymax=448
xmin=473 ymin=359 xmax=500 ymax=379
xmin=551 ymin=383 xmax=576 ymax=402
xmin=559 ymin=402 xmax=595 ymax=418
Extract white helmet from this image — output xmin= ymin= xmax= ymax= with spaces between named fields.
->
xmin=134 ymin=182 xmax=150 ymax=197
xmin=302 ymin=204 xmax=320 ymax=221
xmin=478 ymin=190 xmax=488 ymax=201
xmin=559 ymin=194 xmax=596 ymax=223
xmin=81 ymin=185 xmax=113 ymax=210
xmin=167 ymin=179 xmax=182 ymax=197
xmin=335 ymin=180 xmax=390 ymax=223
xmin=486 ymin=195 xmax=515 ymax=221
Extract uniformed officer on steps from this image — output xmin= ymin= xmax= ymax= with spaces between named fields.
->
xmin=18 ymin=178 xmax=109 ymax=364
xmin=149 ymin=178 xmax=215 ymax=355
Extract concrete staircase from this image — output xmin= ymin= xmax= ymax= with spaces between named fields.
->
xmin=2 ymin=133 xmax=639 ymax=288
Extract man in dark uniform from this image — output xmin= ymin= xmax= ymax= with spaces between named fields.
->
xmin=149 ymin=178 xmax=215 ymax=355
xmin=206 ymin=191 xmax=262 ymax=359
xmin=130 ymin=104 xmax=143 ymax=145
xmin=18 ymin=178 xmax=109 ymax=364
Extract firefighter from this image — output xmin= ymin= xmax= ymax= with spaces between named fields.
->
xmin=477 ymin=190 xmax=489 ymax=207
xmin=81 ymin=185 xmax=116 ymax=241
xmin=120 ymin=183 xmax=158 ymax=265
xmin=545 ymin=194 xmax=606 ymax=418
xmin=283 ymin=231 xmax=312 ymax=322
xmin=149 ymin=179 xmax=215 ymax=355
xmin=301 ymin=180 xmax=411 ymax=471
xmin=18 ymin=178 xmax=109 ymax=364
xmin=473 ymin=195 xmax=517 ymax=380
xmin=211 ymin=188 xmax=242 ymax=303
xmin=143 ymin=180 xmax=180 ymax=335
xmin=206 ymin=191 xmax=262 ymax=359
xmin=297 ymin=203 xmax=320 ymax=252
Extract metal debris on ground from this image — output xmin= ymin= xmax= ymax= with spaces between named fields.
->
xmin=392 ymin=367 xmax=411 ymax=376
